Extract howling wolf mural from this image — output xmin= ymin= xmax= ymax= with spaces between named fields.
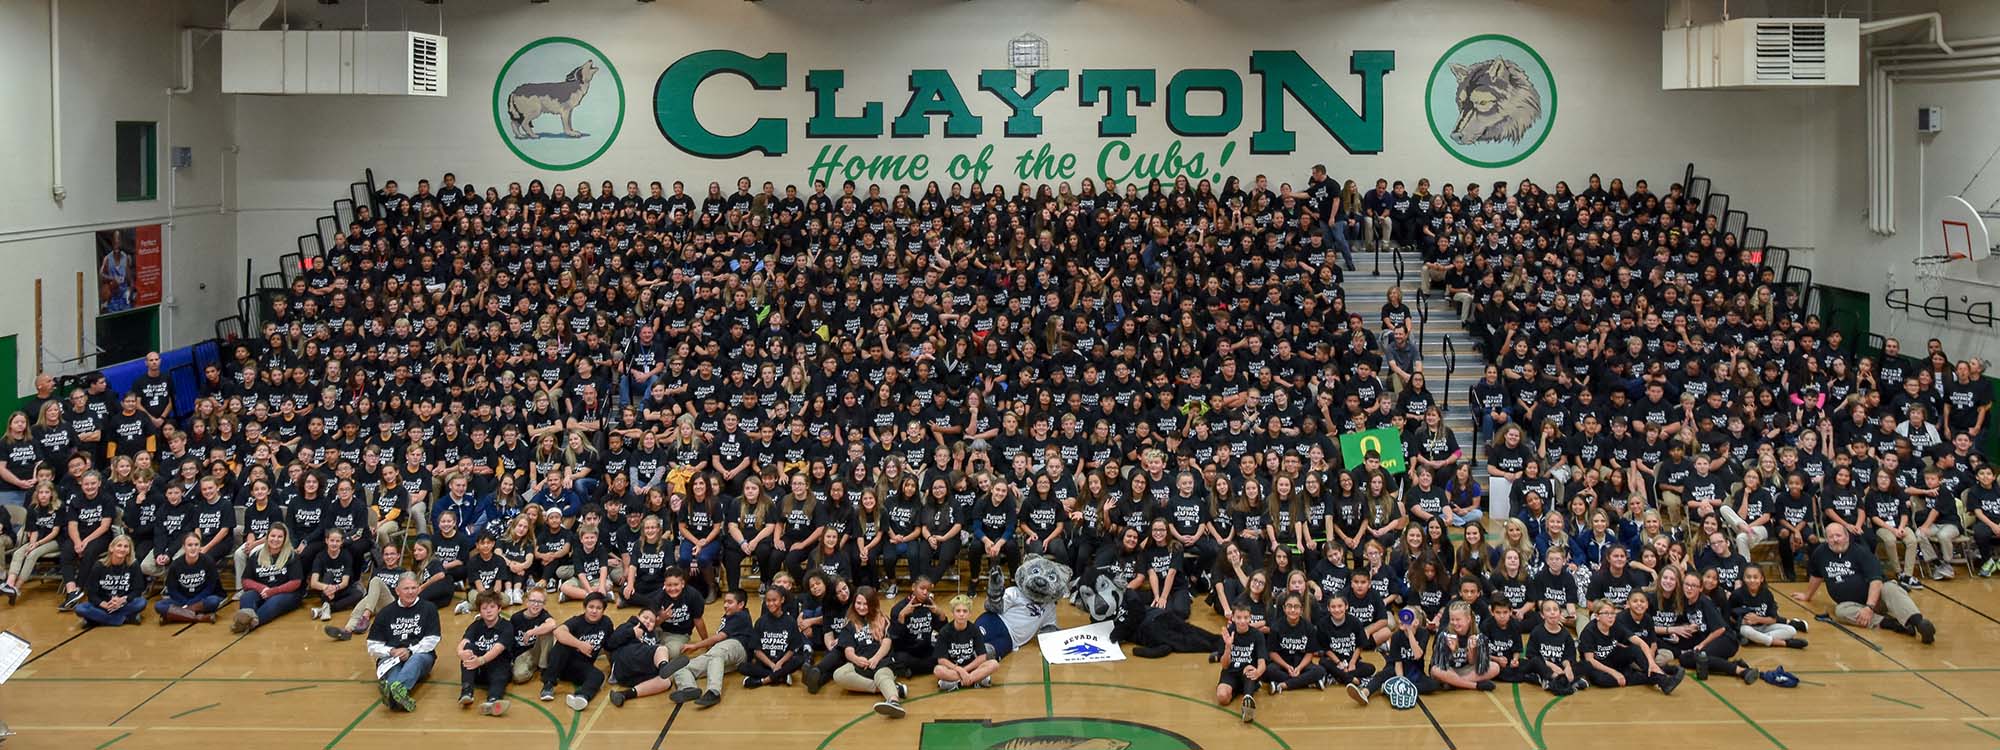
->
xmin=1448 ymin=57 xmax=1543 ymax=146
xmin=506 ymin=60 xmax=599 ymax=139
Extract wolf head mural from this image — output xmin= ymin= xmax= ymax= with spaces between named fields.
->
xmin=1449 ymin=57 xmax=1543 ymax=146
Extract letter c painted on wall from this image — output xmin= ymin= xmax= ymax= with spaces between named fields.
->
xmin=655 ymin=50 xmax=790 ymax=158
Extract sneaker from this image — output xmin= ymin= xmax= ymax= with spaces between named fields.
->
xmin=608 ymin=689 xmax=631 ymax=708
xmin=460 ymin=690 xmax=477 ymax=707
xmin=803 ymin=666 xmax=824 ymax=694
xmin=1240 ymin=695 xmax=1257 ymax=723
xmin=1787 ymin=618 xmax=1810 ymax=633
xmin=539 ymin=687 xmax=556 ymax=702
xmin=939 ymin=679 xmax=960 ymax=692
xmin=669 ymin=687 xmax=700 ymax=704
xmin=324 ymin=625 xmax=352 ymax=641
xmin=0 ymin=582 xmax=17 ymax=604
xmin=453 ymin=600 xmax=472 ymax=615
xmin=484 ymin=699 xmax=509 ymax=717
xmin=1476 ymin=680 xmax=1496 ymax=691
xmin=1346 ymin=683 xmax=1371 ymax=706
xmin=872 ymin=700 xmax=906 ymax=718
xmin=376 ymin=679 xmax=394 ymax=706
xmin=387 ymin=681 xmax=416 ymax=712
xmin=311 ymin=604 xmax=328 ymax=621
xmin=785 ymin=674 xmax=795 ymax=687
xmin=1741 ymin=667 xmax=1760 ymax=685
xmin=1915 ymin=616 xmax=1937 ymax=644
xmin=742 ymin=676 xmax=762 ymax=690
xmin=897 ymin=682 xmax=909 ymax=701
xmin=885 ymin=583 xmax=899 ymax=599
xmin=977 ymin=676 xmax=992 ymax=688
xmin=1899 ymin=574 xmax=1926 ymax=590
xmin=695 ymin=690 xmax=721 ymax=708
xmin=230 ymin=610 xmax=256 ymax=634
xmin=556 ymin=590 xmax=568 ymax=603
xmin=565 ymin=694 xmax=589 ymax=711
xmin=1981 ymin=558 xmax=2000 ymax=577
xmin=61 ymin=588 xmax=84 ymax=611
xmin=1316 ymin=675 xmax=1331 ymax=690
xmin=1660 ymin=670 xmax=1684 ymax=696
xmin=1934 ymin=561 xmax=1955 ymax=581
xmin=544 ymin=579 xmax=558 ymax=593
xmin=1786 ymin=637 xmax=1809 ymax=649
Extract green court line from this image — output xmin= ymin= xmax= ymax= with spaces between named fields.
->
xmin=1872 ymin=693 xmax=1924 ymax=710
xmin=93 ymin=733 xmax=131 ymax=750
xmin=814 ymin=679 xmax=1293 ymax=750
xmin=506 ymin=691 xmax=570 ymax=750
xmin=324 ymin=701 xmax=378 ymax=749
xmin=1510 ymin=682 xmax=1563 ymax=750
xmin=1041 ymin=661 xmax=1054 ymax=718
xmin=265 ymin=685 xmax=317 ymax=695
xmin=169 ymin=703 xmax=220 ymax=719
xmin=1698 ymin=680 xmax=1787 ymax=749
xmin=1966 ymin=721 xmax=2000 ymax=743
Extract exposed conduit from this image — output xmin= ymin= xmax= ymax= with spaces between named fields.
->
xmin=48 ymin=0 xmax=64 ymax=203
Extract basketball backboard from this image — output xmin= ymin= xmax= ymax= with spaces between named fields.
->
xmin=1933 ymin=194 xmax=1994 ymax=262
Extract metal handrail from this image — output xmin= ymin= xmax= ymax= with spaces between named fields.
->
xmin=1440 ymin=336 xmax=1457 ymax=411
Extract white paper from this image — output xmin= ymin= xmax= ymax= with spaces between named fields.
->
xmin=0 ymin=631 xmax=31 ymax=685
xmin=1037 ymin=621 xmax=1125 ymax=664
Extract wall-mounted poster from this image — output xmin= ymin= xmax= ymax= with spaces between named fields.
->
xmin=96 ymin=224 xmax=162 ymax=314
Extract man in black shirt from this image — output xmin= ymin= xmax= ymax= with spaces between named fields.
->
xmin=1792 ymin=524 xmax=1935 ymax=643
xmin=368 ymin=573 xmax=443 ymax=711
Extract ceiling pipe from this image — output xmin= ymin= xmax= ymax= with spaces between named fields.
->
xmin=1860 ymin=12 xmax=1954 ymax=55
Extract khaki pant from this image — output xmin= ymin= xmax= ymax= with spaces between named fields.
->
xmin=1718 ymin=506 xmax=1771 ymax=560
xmin=1363 ymin=216 xmax=1393 ymax=250
xmin=672 ymin=639 xmax=746 ymax=694
xmin=7 ymin=539 xmax=55 ymax=580
xmin=512 ymin=637 xmax=551 ymax=683
xmin=343 ymin=578 xmax=395 ymax=631
xmin=832 ymin=661 xmax=899 ymax=700
xmin=1877 ymin=527 xmax=1922 ymax=575
xmin=1919 ymin=524 xmax=1961 ymax=566
xmin=1658 ymin=491 xmax=1686 ymax=531
xmin=1832 ymin=581 xmax=1921 ymax=628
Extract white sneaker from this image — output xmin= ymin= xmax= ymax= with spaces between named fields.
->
xmin=453 ymin=601 xmax=472 ymax=615
xmin=938 ymin=679 xmax=960 ymax=692
xmin=1934 ymin=562 xmax=1955 ymax=580
xmin=564 ymin=694 xmax=589 ymax=711
xmin=313 ymin=604 xmax=330 ymax=621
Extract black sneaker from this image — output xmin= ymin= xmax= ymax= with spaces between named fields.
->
xmin=1660 ymin=670 xmax=1684 ymax=696
xmin=694 ymin=690 xmax=721 ymax=708
xmin=1787 ymin=618 xmax=1810 ymax=633
xmin=1346 ymin=683 xmax=1371 ymax=706
xmin=1786 ymin=637 xmax=1809 ymax=649
xmin=608 ymin=689 xmax=631 ymax=708
xmin=1900 ymin=574 xmax=1926 ymax=590
xmin=60 ymin=588 xmax=84 ymax=611
xmin=459 ymin=690 xmax=477 ymax=707
xmin=539 ymin=687 xmax=556 ymax=702
xmin=1740 ymin=666 xmax=1760 ymax=685
xmin=1476 ymin=680 xmax=1496 ymax=691
xmin=1915 ymin=616 xmax=1937 ymax=644
xmin=742 ymin=676 xmax=762 ymax=690
xmin=669 ymin=687 xmax=700 ymax=704
xmin=803 ymin=665 xmax=824 ymax=694
xmin=872 ymin=700 xmax=906 ymax=718
xmin=324 ymin=625 xmax=352 ymax=641
xmin=1240 ymin=695 xmax=1257 ymax=723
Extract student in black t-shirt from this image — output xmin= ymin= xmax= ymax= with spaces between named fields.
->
xmin=456 ymin=590 xmax=515 ymax=716
xmin=743 ymin=586 xmax=806 ymax=689
xmin=1315 ymin=594 xmax=1378 ymax=689
xmin=76 ymin=534 xmax=145 ymax=627
xmin=1264 ymin=592 xmax=1325 ymax=694
xmin=1578 ymin=599 xmax=1682 ymax=693
xmin=1481 ymin=595 xmax=1529 ymax=683
xmin=932 ymin=594 xmax=999 ymax=691
xmin=1969 ymin=466 xmax=2000 ymax=577
xmin=307 ymin=529 xmax=368 ymax=622
xmin=601 ymin=606 xmax=693 ymax=708
xmin=1524 ymin=600 xmax=1585 ymax=695
xmin=155 ymin=532 xmax=223 ymax=624
xmin=540 ymin=592 xmax=612 ymax=710
xmin=1214 ymin=606 xmax=1266 ymax=723
xmin=1426 ymin=601 xmax=1498 ymax=691
xmin=1729 ymin=566 xmax=1807 ymax=649
xmin=1346 ymin=604 xmax=1434 ymax=707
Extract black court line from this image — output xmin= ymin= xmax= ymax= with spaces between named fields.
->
xmin=109 ymin=632 xmax=249 ymax=726
xmin=1414 ymin=697 xmax=1458 ymax=750
xmin=649 ymin=702 xmax=684 ymax=750
xmin=23 ymin=627 xmax=92 ymax=666
xmin=1782 ymin=592 xmax=1989 ymax=717
xmin=1926 ymin=587 xmax=2000 ymax=627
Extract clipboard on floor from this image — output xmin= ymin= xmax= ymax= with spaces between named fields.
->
xmin=0 ymin=631 xmax=29 ymax=685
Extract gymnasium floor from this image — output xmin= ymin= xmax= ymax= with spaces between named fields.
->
xmin=3 ymin=574 xmax=1998 ymax=750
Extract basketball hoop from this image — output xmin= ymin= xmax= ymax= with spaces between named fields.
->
xmin=1932 ymin=195 xmax=1995 ymax=262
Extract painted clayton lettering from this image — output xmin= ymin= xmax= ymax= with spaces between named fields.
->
xmin=654 ymin=50 xmax=1396 ymax=158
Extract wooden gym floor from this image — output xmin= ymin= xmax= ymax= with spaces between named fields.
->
xmin=4 ymin=574 xmax=2000 ymax=749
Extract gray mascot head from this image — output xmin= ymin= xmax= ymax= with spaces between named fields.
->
xmin=1015 ymin=554 xmax=1071 ymax=604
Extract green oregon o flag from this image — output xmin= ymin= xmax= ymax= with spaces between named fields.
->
xmin=1339 ymin=427 xmax=1407 ymax=474
xmin=919 ymin=717 xmax=1202 ymax=749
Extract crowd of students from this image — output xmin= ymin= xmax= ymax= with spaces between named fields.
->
xmin=0 ymin=166 xmax=1989 ymax=725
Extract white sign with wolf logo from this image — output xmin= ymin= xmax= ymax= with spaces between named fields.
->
xmin=1038 ymin=621 xmax=1126 ymax=664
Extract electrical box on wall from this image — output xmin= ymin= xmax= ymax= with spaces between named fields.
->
xmin=1918 ymin=106 xmax=1944 ymax=134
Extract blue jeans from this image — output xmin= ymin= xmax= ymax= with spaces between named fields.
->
xmin=1323 ymin=221 xmax=1354 ymax=268
xmin=384 ymin=651 xmax=436 ymax=691
xmin=621 ymin=374 xmax=658 ymax=406
xmin=156 ymin=593 xmax=225 ymax=614
xmin=240 ymin=589 xmax=301 ymax=623
xmin=78 ymin=597 xmax=147 ymax=625
xmin=0 ymin=489 xmax=26 ymax=507
xmin=680 ymin=540 xmax=720 ymax=570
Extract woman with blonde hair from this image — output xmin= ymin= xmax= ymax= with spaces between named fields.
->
xmin=75 ymin=534 xmax=146 ymax=626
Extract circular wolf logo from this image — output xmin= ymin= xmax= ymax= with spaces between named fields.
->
xmin=491 ymin=37 xmax=624 ymax=171
xmin=1426 ymin=35 xmax=1555 ymax=168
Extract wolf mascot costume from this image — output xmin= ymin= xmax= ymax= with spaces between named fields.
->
xmin=976 ymin=555 xmax=1069 ymax=658
xmin=1075 ymin=559 xmax=1221 ymax=659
